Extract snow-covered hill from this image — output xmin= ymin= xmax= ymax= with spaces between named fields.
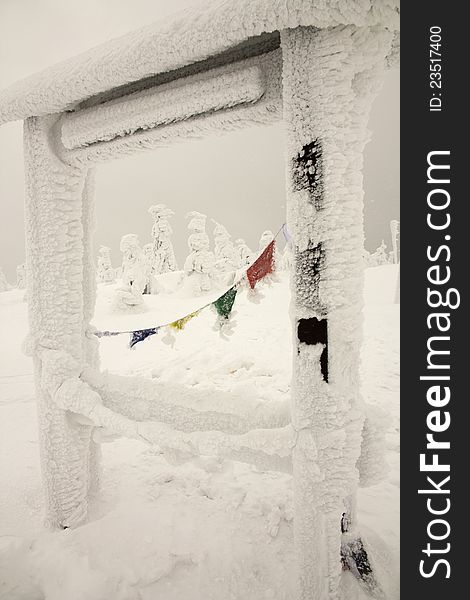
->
xmin=0 ymin=266 xmax=399 ymax=600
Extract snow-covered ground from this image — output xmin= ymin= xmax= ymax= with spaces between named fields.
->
xmin=0 ymin=265 xmax=399 ymax=600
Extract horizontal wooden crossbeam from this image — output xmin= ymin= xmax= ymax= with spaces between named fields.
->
xmin=59 ymin=50 xmax=282 ymax=163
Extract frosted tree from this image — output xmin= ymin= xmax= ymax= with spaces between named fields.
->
xmin=115 ymin=233 xmax=146 ymax=308
xmin=0 ymin=267 xmax=11 ymax=292
xmin=186 ymin=210 xmax=207 ymax=234
xmin=97 ymin=245 xmax=115 ymax=284
xmin=142 ymin=243 xmax=157 ymax=294
xmin=235 ymin=238 xmax=253 ymax=268
xmin=213 ymin=221 xmax=229 ymax=255
xmin=390 ymin=219 xmax=400 ymax=264
xmin=213 ymin=220 xmax=238 ymax=273
xmin=374 ymin=240 xmax=390 ymax=266
xmin=183 ymin=211 xmax=215 ymax=293
xmin=364 ymin=241 xmax=392 ymax=267
xmin=183 ymin=233 xmax=216 ymax=293
xmin=16 ymin=263 xmax=26 ymax=289
xmin=148 ymin=204 xmax=177 ymax=277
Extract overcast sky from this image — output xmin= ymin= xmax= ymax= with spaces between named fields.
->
xmin=0 ymin=0 xmax=399 ymax=282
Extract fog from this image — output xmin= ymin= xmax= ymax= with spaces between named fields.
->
xmin=0 ymin=0 xmax=399 ymax=281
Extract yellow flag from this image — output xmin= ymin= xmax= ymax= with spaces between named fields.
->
xmin=169 ymin=310 xmax=200 ymax=331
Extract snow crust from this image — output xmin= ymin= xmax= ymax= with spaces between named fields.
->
xmin=8 ymin=10 xmax=401 ymax=596
xmin=0 ymin=266 xmax=399 ymax=599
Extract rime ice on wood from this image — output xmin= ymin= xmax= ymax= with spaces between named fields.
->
xmin=282 ymin=22 xmax=394 ymax=599
xmin=357 ymin=404 xmax=389 ymax=488
xmin=0 ymin=0 xmax=399 ymax=596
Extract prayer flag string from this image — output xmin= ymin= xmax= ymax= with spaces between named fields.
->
xmin=94 ymin=224 xmax=286 ymax=348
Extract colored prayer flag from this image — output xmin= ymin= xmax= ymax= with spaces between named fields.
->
xmin=246 ymin=240 xmax=275 ymax=289
xmin=213 ymin=287 xmax=237 ymax=320
xmin=169 ymin=310 xmax=199 ymax=331
xmin=281 ymin=223 xmax=293 ymax=245
xmin=129 ymin=327 xmax=158 ymax=348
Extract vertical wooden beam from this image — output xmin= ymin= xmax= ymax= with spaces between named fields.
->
xmin=23 ymin=115 xmax=95 ymax=528
xmin=81 ymin=168 xmax=101 ymax=498
xmin=281 ymin=25 xmax=392 ymax=599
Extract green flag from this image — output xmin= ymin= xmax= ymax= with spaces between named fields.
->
xmin=213 ymin=287 xmax=237 ymax=319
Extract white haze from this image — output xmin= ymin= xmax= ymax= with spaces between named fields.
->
xmin=0 ymin=0 xmax=399 ymax=281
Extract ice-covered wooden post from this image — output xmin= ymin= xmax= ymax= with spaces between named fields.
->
xmin=23 ymin=116 xmax=100 ymax=528
xmin=281 ymin=25 xmax=393 ymax=599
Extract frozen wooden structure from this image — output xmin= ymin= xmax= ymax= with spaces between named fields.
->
xmin=0 ymin=1 xmax=399 ymax=598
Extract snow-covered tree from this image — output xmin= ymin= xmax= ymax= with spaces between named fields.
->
xmin=375 ymin=240 xmax=389 ymax=265
xmin=183 ymin=232 xmax=216 ymax=293
xmin=235 ymin=239 xmax=253 ymax=268
xmin=364 ymin=240 xmax=393 ymax=267
xmin=116 ymin=234 xmax=146 ymax=307
xmin=371 ymin=240 xmax=391 ymax=266
xmin=142 ymin=243 xmax=157 ymax=294
xmin=186 ymin=211 xmax=207 ymax=234
xmin=390 ymin=219 xmax=400 ymax=264
xmin=148 ymin=204 xmax=177 ymax=277
xmin=213 ymin=220 xmax=238 ymax=273
xmin=97 ymin=246 xmax=115 ymax=284
xmin=16 ymin=263 xmax=26 ymax=289
xmin=0 ymin=267 xmax=11 ymax=292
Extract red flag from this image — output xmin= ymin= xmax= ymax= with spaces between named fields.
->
xmin=246 ymin=240 xmax=275 ymax=289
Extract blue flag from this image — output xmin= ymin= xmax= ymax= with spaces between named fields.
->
xmin=129 ymin=328 xmax=159 ymax=348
